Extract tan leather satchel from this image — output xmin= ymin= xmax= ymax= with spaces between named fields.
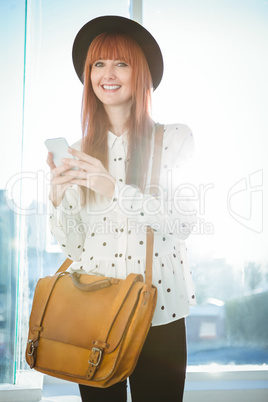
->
xmin=25 ymin=124 xmax=164 ymax=387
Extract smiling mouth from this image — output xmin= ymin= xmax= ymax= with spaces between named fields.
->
xmin=102 ymin=85 xmax=121 ymax=90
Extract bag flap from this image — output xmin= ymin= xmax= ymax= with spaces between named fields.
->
xmin=32 ymin=273 xmax=145 ymax=353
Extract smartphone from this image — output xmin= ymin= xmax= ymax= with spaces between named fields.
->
xmin=45 ymin=137 xmax=76 ymax=167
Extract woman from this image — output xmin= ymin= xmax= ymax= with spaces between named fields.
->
xmin=47 ymin=15 xmax=196 ymax=402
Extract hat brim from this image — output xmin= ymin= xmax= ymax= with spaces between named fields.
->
xmin=72 ymin=15 xmax=163 ymax=90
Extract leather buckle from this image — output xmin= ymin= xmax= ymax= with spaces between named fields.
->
xmin=88 ymin=347 xmax=102 ymax=366
xmin=27 ymin=340 xmax=35 ymax=356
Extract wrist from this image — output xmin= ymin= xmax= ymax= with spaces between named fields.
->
xmin=49 ymin=189 xmax=62 ymax=208
xmin=106 ymin=177 xmax=116 ymax=200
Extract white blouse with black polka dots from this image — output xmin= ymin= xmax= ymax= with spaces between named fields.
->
xmin=49 ymin=123 xmax=197 ymax=326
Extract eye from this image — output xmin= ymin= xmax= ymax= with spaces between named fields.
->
xmin=94 ymin=61 xmax=104 ymax=67
xmin=117 ymin=61 xmax=128 ymax=67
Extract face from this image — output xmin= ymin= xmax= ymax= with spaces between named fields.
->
xmin=90 ymin=59 xmax=133 ymax=110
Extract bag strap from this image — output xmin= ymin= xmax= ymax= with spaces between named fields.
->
xmin=150 ymin=123 xmax=165 ymax=191
xmin=86 ymin=125 xmax=164 ymax=377
xmin=145 ymin=123 xmax=164 ymax=285
xmin=56 ymin=123 xmax=165 ymax=285
xmin=86 ymin=272 xmax=144 ymax=379
xmin=56 ymin=257 xmax=73 ymax=273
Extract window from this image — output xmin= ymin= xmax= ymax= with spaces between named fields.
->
xmin=0 ymin=0 xmax=25 ymax=384
xmin=0 ymin=0 xmax=130 ymax=385
xmin=144 ymin=0 xmax=268 ymax=367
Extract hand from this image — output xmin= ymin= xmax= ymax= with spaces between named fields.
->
xmin=61 ymin=148 xmax=116 ymax=199
xmin=46 ymin=152 xmax=75 ymax=207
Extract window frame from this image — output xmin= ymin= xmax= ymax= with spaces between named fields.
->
xmin=1 ymin=367 xmax=267 ymax=401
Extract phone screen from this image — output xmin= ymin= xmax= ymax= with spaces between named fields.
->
xmin=45 ymin=137 xmax=74 ymax=167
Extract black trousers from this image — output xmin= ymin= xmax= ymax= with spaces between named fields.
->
xmin=79 ymin=318 xmax=187 ymax=402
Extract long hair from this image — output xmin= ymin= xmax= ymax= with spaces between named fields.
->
xmin=81 ymin=32 xmax=154 ymax=202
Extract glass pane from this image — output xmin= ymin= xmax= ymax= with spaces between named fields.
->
xmin=12 ymin=0 xmax=130 ymax=374
xmin=144 ymin=0 xmax=268 ymax=366
xmin=0 ymin=1 xmax=25 ymax=384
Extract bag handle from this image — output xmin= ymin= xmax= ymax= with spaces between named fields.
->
xmin=71 ymin=275 xmax=120 ymax=292
xmin=56 ymin=123 xmax=164 ymax=285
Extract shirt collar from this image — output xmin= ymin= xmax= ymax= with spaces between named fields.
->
xmin=107 ymin=130 xmax=128 ymax=149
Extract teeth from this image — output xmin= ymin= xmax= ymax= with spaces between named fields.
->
xmin=102 ymin=85 xmax=121 ymax=90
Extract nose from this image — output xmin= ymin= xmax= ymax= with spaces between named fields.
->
xmin=104 ymin=64 xmax=116 ymax=80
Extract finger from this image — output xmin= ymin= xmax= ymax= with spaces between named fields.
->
xmin=63 ymin=170 xmax=112 ymax=183
xmin=52 ymin=172 xmax=74 ymax=185
xmin=69 ymin=178 xmax=88 ymax=188
xmin=46 ymin=152 xmax=56 ymax=170
xmin=62 ymin=169 xmax=86 ymax=179
xmin=52 ymin=164 xmax=75 ymax=178
xmin=68 ymin=147 xmax=99 ymax=165
xmin=61 ymin=157 xmax=96 ymax=172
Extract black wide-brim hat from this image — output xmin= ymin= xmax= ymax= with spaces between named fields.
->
xmin=72 ymin=15 xmax=164 ymax=90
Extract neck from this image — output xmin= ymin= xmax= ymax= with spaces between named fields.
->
xmin=104 ymin=102 xmax=132 ymax=137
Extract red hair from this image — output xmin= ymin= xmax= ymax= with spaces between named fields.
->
xmin=81 ymin=32 xmax=154 ymax=201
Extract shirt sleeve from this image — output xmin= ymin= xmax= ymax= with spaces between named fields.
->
xmin=48 ymin=186 xmax=85 ymax=261
xmin=110 ymin=125 xmax=197 ymax=240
